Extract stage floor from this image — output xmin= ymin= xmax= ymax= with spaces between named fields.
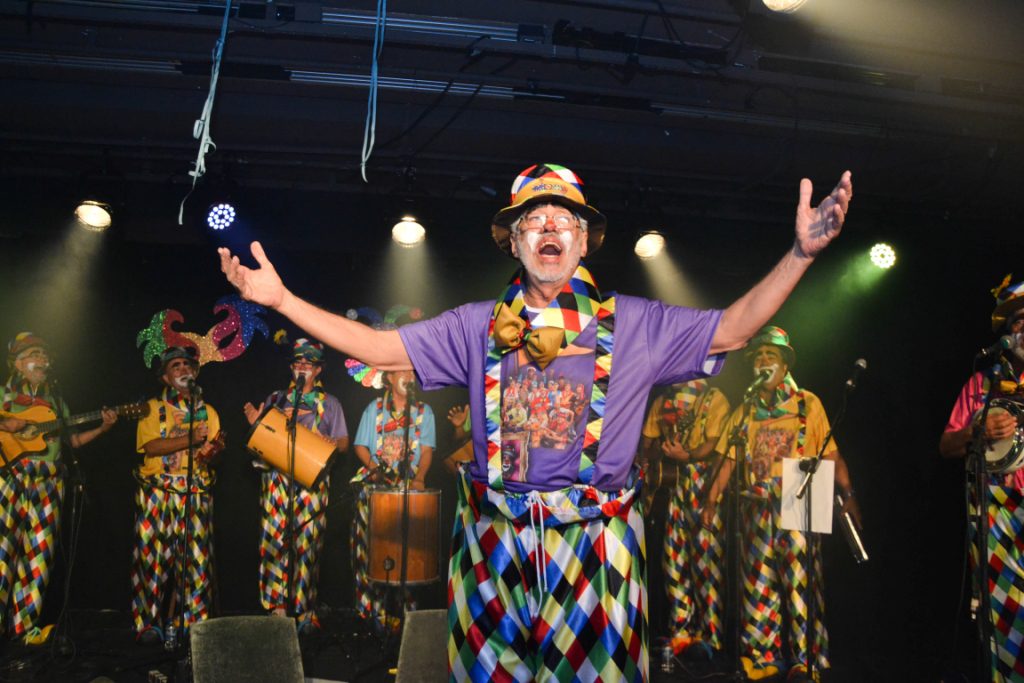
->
xmin=0 ymin=607 xmax=946 ymax=683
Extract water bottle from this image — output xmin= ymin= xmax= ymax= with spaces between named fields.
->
xmin=163 ymin=624 xmax=177 ymax=651
xmin=660 ymin=643 xmax=674 ymax=673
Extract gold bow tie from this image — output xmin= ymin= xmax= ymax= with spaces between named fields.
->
xmin=494 ymin=304 xmax=565 ymax=370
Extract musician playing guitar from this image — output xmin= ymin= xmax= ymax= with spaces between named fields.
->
xmin=0 ymin=331 xmax=117 ymax=641
xmin=131 ymin=346 xmax=223 ymax=646
xmin=243 ymin=337 xmax=349 ymax=633
xmin=641 ymin=379 xmax=730 ymax=660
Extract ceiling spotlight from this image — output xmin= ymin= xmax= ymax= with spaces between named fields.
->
xmin=761 ymin=0 xmax=810 ymax=12
xmin=207 ymin=203 xmax=236 ymax=231
xmin=634 ymin=231 xmax=666 ymax=260
xmin=869 ymin=243 xmax=896 ymax=269
xmin=75 ymin=200 xmax=112 ymax=231
xmin=392 ymin=215 xmax=426 ymax=247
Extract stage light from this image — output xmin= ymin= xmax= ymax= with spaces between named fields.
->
xmin=869 ymin=243 xmax=896 ymax=269
xmin=75 ymin=200 xmax=112 ymax=231
xmin=207 ymin=203 xmax=236 ymax=231
xmin=392 ymin=215 xmax=426 ymax=247
xmin=634 ymin=232 xmax=666 ymax=260
xmin=762 ymin=0 xmax=810 ymax=12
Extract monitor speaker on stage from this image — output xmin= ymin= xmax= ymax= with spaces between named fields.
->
xmin=396 ymin=609 xmax=448 ymax=683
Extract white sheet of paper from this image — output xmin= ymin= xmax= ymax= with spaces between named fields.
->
xmin=780 ymin=458 xmax=835 ymax=534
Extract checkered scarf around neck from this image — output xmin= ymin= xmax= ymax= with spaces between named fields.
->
xmin=158 ymin=386 xmax=208 ymax=438
xmin=2 ymin=376 xmax=56 ymax=409
xmin=484 ymin=263 xmax=616 ymax=490
xmin=354 ymin=390 xmax=424 ymax=484
xmin=273 ymin=378 xmax=327 ymax=433
xmin=659 ymin=379 xmax=709 ymax=440
xmin=983 ymin=362 xmax=1024 ymax=397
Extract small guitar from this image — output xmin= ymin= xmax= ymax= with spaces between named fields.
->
xmin=642 ymin=411 xmax=696 ymax=514
xmin=0 ymin=402 xmax=150 ymax=466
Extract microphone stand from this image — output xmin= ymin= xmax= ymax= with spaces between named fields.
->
xmin=965 ymin=357 xmax=999 ymax=683
xmin=792 ymin=372 xmax=857 ymax=681
xmin=398 ymin=387 xmax=415 ymax=633
xmin=49 ymin=376 xmax=85 ymax=659
xmin=173 ymin=382 xmax=200 ymax=682
xmin=378 ymin=385 xmax=415 ymax=662
xmin=701 ymin=379 xmax=759 ymax=682
xmin=285 ymin=379 xmax=302 ymax=620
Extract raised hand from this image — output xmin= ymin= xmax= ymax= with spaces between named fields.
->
xmin=448 ymin=404 xmax=469 ymax=431
xmin=794 ymin=171 xmax=853 ymax=259
xmin=243 ymin=402 xmax=260 ymax=426
xmin=218 ymin=241 xmax=287 ymax=309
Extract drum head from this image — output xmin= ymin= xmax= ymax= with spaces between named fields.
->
xmin=985 ymin=401 xmax=1024 ymax=474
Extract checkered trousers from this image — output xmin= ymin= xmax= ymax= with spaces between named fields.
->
xmin=447 ymin=471 xmax=648 ymax=683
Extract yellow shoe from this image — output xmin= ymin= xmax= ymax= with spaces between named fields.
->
xmin=23 ymin=624 xmax=54 ymax=646
xmin=787 ymin=664 xmax=822 ymax=682
xmin=741 ymin=656 xmax=780 ymax=681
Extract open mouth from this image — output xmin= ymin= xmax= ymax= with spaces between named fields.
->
xmin=538 ymin=241 xmax=563 ymax=257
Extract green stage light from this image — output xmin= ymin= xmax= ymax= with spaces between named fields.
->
xmin=869 ymin=243 xmax=896 ymax=269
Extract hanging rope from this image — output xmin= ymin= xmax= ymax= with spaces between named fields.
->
xmin=178 ymin=0 xmax=234 ymax=224
xmin=360 ymin=0 xmax=388 ymax=183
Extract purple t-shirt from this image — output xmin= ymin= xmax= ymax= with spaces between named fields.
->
xmin=399 ymin=294 xmax=723 ymax=492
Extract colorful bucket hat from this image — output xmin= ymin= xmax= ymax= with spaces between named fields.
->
xmin=745 ymin=325 xmax=796 ymax=368
xmin=490 ymin=163 xmax=606 ymax=256
xmin=292 ymin=337 xmax=325 ymax=364
xmin=991 ymin=274 xmax=1024 ymax=331
xmin=7 ymin=332 xmax=48 ymax=368
xmin=157 ymin=346 xmax=199 ymax=374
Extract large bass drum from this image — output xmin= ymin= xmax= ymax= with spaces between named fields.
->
xmin=985 ymin=398 xmax=1024 ymax=474
xmin=368 ymin=488 xmax=442 ymax=585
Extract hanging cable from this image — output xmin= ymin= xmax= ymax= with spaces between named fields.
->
xmin=178 ymin=0 xmax=233 ymax=224
xmin=360 ymin=0 xmax=388 ymax=183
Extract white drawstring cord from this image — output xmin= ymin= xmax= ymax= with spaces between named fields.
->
xmin=527 ymin=491 xmax=548 ymax=595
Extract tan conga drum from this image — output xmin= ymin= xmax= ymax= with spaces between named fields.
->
xmin=245 ymin=407 xmax=337 ymax=488
xmin=368 ymin=488 xmax=441 ymax=584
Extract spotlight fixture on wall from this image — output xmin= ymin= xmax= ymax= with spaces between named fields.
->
xmin=207 ymin=203 xmax=236 ymax=231
xmin=392 ymin=215 xmax=426 ymax=247
xmin=869 ymin=243 xmax=896 ymax=269
xmin=761 ymin=0 xmax=810 ymax=12
xmin=75 ymin=200 xmax=112 ymax=232
xmin=634 ymin=231 xmax=666 ymax=259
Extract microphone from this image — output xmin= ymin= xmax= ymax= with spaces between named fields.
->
xmin=845 ymin=358 xmax=868 ymax=392
xmin=293 ymin=370 xmax=310 ymax=384
xmin=186 ymin=378 xmax=202 ymax=396
xmin=744 ymin=367 xmax=773 ymax=400
xmin=977 ymin=335 xmax=1014 ymax=361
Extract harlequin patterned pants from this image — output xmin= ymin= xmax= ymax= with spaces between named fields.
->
xmin=259 ymin=470 xmax=328 ymax=620
xmin=130 ymin=474 xmax=214 ymax=635
xmin=741 ymin=480 xmax=828 ymax=670
xmin=351 ymin=484 xmax=416 ymax=629
xmin=0 ymin=459 xmax=63 ymax=637
xmin=447 ymin=471 xmax=648 ymax=683
xmin=972 ymin=483 xmax=1024 ymax=682
xmin=662 ymin=462 xmax=723 ymax=649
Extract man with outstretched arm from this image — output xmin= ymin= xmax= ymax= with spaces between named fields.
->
xmin=218 ymin=164 xmax=851 ymax=682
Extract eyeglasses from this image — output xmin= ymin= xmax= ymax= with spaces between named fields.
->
xmin=521 ymin=213 xmax=578 ymax=231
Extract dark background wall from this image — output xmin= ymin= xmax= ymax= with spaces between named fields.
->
xmin=0 ymin=171 xmax=1009 ymax=679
